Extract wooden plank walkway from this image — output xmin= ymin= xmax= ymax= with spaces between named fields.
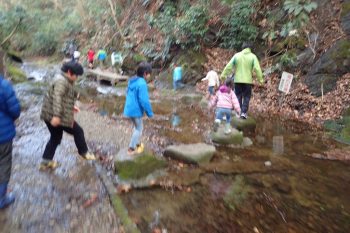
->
xmin=86 ymin=68 xmax=128 ymax=85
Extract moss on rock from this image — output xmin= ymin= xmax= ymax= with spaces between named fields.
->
xmin=341 ymin=2 xmax=350 ymax=17
xmin=231 ymin=116 xmax=256 ymax=131
xmin=7 ymin=64 xmax=27 ymax=83
xmin=115 ymin=154 xmax=167 ymax=180
xmin=210 ymin=127 xmax=243 ymax=145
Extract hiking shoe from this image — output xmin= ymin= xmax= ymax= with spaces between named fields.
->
xmin=0 ymin=192 xmax=15 ymax=209
xmin=224 ymin=124 xmax=232 ymax=135
xmin=81 ymin=152 xmax=96 ymax=160
xmin=213 ymin=119 xmax=221 ymax=132
xmin=39 ymin=160 xmax=61 ymax=171
xmin=240 ymin=113 xmax=247 ymax=119
xmin=136 ymin=143 xmax=144 ymax=154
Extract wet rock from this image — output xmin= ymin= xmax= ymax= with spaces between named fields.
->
xmin=114 ymin=149 xmax=167 ymax=180
xmin=180 ymin=93 xmax=203 ymax=105
xmin=306 ymin=39 xmax=350 ymax=96
xmin=242 ymin=137 xmax=253 ymax=147
xmin=210 ymin=126 xmax=243 ymax=145
xmin=199 ymin=97 xmax=209 ymax=109
xmin=7 ymin=64 xmax=27 ymax=83
xmin=164 ymin=143 xmax=216 ymax=164
xmin=231 ymin=116 xmax=256 ymax=131
xmin=223 ymin=176 xmax=250 ymax=211
xmin=201 ymin=161 xmax=269 ymax=175
xmin=273 ymin=182 xmax=292 ymax=194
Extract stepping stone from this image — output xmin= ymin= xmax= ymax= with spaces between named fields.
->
xmin=164 ymin=143 xmax=216 ymax=164
xmin=231 ymin=116 xmax=256 ymax=131
xmin=114 ymin=148 xmax=167 ymax=180
xmin=210 ymin=126 xmax=243 ymax=145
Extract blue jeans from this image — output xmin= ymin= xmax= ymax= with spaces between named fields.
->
xmin=208 ymin=86 xmax=215 ymax=95
xmin=216 ymin=107 xmax=232 ymax=123
xmin=173 ymin=80 xmax=184 ymax=90
xmin=129 ymin=117 xmax=143 ymax=149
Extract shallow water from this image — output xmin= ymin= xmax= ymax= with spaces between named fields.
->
xmin=118 ymin=98 xmax=350 ymax=233
xmin=14 ymin=64 xmax=350 ymax=232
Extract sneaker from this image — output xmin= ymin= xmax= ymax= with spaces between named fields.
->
xmin=39 ymin=160 xmax=61 ymax=171
xmin=81 ymin=152 xmax=96 ymax=160
xmin=135 ymin=143 xmax=144 ymax=154
xmin=213 ymin=119 xmax=221 ymax=132
xmin=240 ymin=112 xmax=247 ymax=119
xmin=224 ymin=124 xmax=232 ymax=134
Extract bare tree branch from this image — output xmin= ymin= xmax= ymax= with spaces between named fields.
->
xmin=107 ymin=0 xmax=126 ymax=43
xmin=1 ymin=19 xmax=21 ymax=46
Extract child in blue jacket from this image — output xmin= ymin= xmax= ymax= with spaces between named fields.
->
xmin=123 ymin=62 xmax=154 ymax=155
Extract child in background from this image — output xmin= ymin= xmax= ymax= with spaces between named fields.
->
xmin=173 ymin=64 xmax=183 ymax=90
xmin=87 ymin=48 xmax=95 ymax=68
xmin=123 ymin=62 xmax=154 ymax=155
xmin=210 ymin=78 xmax=241 ymax=134
xmin=201 ymin=69 xmax=220 ymax=96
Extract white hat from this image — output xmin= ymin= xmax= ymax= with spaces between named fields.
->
xmin=73 ymin=51 xmax=80 ymax=59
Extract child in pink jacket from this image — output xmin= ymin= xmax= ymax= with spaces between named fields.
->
xmin=210 ymin=79 xmax=241 ymax=134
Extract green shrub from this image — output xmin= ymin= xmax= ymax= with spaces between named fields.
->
xmin=280 ymin=51 xmax=297 ymax=68
xmin=177 ymin=4 xmax=209 ymax=50
xmin=219 ymin=0 xmax=259 ymax=49
xmin=31 ymin=21 xmax=62 ymax=55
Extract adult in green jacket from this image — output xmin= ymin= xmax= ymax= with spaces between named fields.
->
xmin=220 ymin=42 xmax=263 ymax=119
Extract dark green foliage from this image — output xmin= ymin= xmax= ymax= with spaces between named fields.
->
xmin=177 ymin=4 xmax=209 ymax=50
xmin=219 ymin=0 xmax=259 ymax=49
xmin=0 ymin=6 xmax=28 ymax=47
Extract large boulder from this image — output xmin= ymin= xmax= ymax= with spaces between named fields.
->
xmin=164 ymin=143 xmax=216 ymax=164
xmin=210 ymin=126 xmax=243 ymax=145
xmin=114 ymin=148 xmax=167 ymax=180
xmin=305 ymin=39 xmax=350 ymax=96
xmin=231 ymin=116 xmax=257 ymax=131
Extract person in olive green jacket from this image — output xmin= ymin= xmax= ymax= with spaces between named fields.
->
xmin=40 ymin=61 xmax=96 ymax=170
xmin=220 ymin=42 xmax=263 ymax=119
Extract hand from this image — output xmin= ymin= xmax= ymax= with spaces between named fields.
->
xmin=73 ymin=106 xmax=80 ymax=113
xmin=50 ymin=117 xmax=61 ymax=127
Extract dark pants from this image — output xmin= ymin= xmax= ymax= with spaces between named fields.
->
xmin=0 ymin=141 xmax=12 ymax=184
xmin=235 ymin=83 xmax=252 ymax=114
xmin=42 ymin=121 xmax=88 ymax=160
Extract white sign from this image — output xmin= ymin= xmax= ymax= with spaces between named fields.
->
xmin=278 ymin=71 xmax=294 ymax=93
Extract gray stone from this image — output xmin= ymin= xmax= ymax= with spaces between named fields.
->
xmin=306 ymin=39 xmax=350 ymax=96
xmin=231 ymin=116 xmax=257 ymax=131
xmin=210 ymin=126 xmax=243 ymax=145
xmin=180 ymin=93 xmax=203 ymax=104
xmin=114 ymin=149 xmax=167 ymax=180
xmin=164 ymin=143 xmax=216 ymax=164
xmin=242 ymin=137 xmax=253 ymax=147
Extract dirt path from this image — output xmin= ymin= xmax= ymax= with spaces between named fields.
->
xmin=0 ymin=91 xmax=122 ymax=233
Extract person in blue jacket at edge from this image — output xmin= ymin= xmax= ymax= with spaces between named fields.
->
xmin=123 ymin=62 xmax=154 ymax=156
xmin=0 ymin=58 xmax=21 ymax=209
